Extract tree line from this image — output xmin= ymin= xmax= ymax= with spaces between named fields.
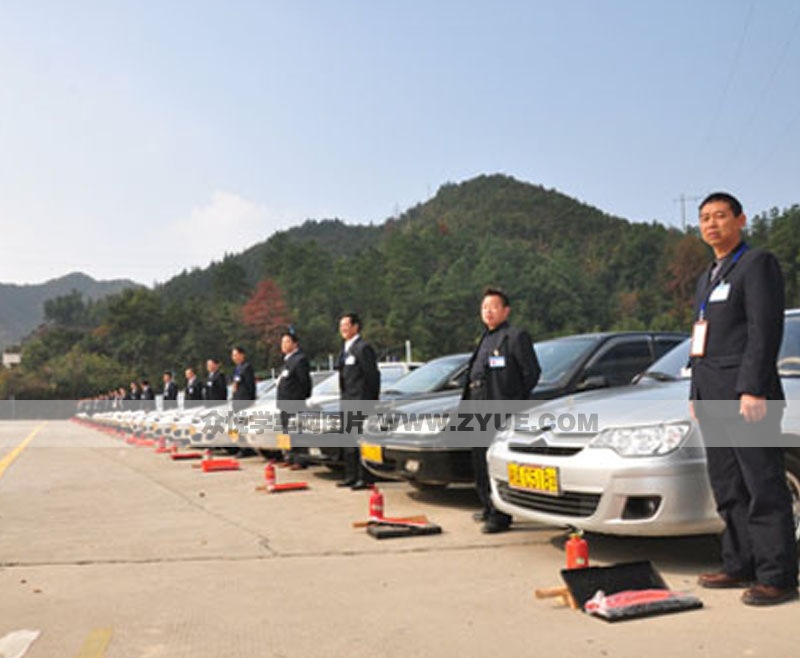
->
xmin=2 ymin=174 xmax=798 ymax=399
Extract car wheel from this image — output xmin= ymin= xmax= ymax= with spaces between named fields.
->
xmin=784 ymin=449 xmax=800 ymax=546
xmin=409 ymin=481 xmax=448 ymax=491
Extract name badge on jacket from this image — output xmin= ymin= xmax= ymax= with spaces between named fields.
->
xmin=709 ymin=282 xmax=730 ymax=303
xmin=489 ymin=355 xmax=506 ymax=368
xmin=345 ymin=355 xmax=356 ymax=366
xmin=690 ymin=320 xmax=708 ymax=357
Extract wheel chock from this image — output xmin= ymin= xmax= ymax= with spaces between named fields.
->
xmin=170 ymin=451 xmax=204 ymax=460
xmin=199 ymin=458 xmax=240 ymax=472
xmin=366 ymin=521 xmax=442 ymax=539
xmin=255 ymin=481 xmax=310 ymax=494
xmin=351 ymin=514 xmax=430 ymax=529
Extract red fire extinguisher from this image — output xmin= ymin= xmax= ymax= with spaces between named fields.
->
xmin=565 ymin=531 xmax=589 ymax=569
xmin=264 ymin=461 xmax=277 ymax=491
xmin=369 ymin=485 xmax=384 ymax=519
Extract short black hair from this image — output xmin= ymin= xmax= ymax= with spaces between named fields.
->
xmin=340 ymin=312 xmax=361 ymax=328
xmin=699 ymin=192 xmax=743 ymax=217
xmin=163 ymin=370 xmax=173 ymax=377
xmin=482 ymin=286 xmax=510 ymax=307
xmin=282 ymin=327 xmax=299 ymax=343
xmin=232 ymin=346 xmax=246 ymax=355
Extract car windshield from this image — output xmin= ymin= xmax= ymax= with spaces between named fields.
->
xmin=380 ymin=365 xmax=412 ymax=386
xmin=635 ymin=313 xmax=800 ymax=382
xmin=256 ymin=379 xmax=276 ymax=399
xmin=779 ymin=314 xmax=800 ymax=377
xmin=313 ymin=373 xmax=340 ymax=396
xmin=383 ymin=354 xmax=469 ymax=394
xmin=639 ymin=339 xmax=691 ymax=381
xmin=534 ymin=336 xmax=600 ymax=386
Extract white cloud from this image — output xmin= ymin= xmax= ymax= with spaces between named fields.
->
xmin=160 ymin=191 xmax=293 ymax=279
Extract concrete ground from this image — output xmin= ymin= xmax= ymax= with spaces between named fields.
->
xmin=0 ymin=420 xmax=796 ymax=657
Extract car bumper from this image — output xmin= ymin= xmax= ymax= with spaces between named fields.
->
xmin=360 ymin=438 xmax=474 ymax=485
xmin=487 ymin=439 xmax=722 ymax=537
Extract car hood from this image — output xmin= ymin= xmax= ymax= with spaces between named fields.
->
xmin=514 ymin=379 xmax=692 ymax=433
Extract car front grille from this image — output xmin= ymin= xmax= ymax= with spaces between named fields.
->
xmin=508 ymin=443 xmax=583 ymax=456
xmin=496 ymin=481 xmax=600 ymax=518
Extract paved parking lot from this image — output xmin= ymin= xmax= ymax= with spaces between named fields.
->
xmin=0 ymin=420 xmax=797 ymax=657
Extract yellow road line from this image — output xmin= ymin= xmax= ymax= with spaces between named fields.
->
xmin=0 ymin=422 xmax=46 ymax=479
xmin=73 ymin=628 xmax=113 ymax=658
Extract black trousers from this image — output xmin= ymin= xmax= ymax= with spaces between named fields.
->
xmin=472 ymin=447 xmax=511 ymax=526
xmin=343 ymin=446 xmax=371 ymax=484
xmin=697 ymin=408 xmax=797 ymax=588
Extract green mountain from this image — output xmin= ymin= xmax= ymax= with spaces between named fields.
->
xmin=0 ymin=272 xmax=140 ymax=351
xmin=16 ymin=173 xmax=782 ymax=399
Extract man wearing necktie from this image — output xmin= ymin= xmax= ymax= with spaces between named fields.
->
xmin=690 ymin=191 xmax=797 ymax=606
xmin=337 ymin=312 xmax=380 ymax=490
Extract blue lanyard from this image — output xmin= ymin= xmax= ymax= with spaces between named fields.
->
xmin=699 ymin=243 xmax=748 ymax=319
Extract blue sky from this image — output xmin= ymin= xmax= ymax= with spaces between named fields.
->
xmin=1 ymin=1 xmax=799 ymax=286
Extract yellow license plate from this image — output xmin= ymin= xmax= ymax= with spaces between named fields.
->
xmin=507 ymin=463 xmax=560 ymax=496
xmin=360 ymin=443 xmax=383 ymax=464
xmin=276 ymin=433 xmax=291 ymax=450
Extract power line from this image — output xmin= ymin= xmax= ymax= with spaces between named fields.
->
xmin=693 ymin=1 xmax=755 ymax=163
xmin=674 ymin=194 xmax=701 ymax=231
xmin=728 ymin=5 xmax=800 ymax=168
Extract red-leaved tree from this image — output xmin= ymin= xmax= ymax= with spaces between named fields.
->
xmin=241 ymin=279 xmax=291 ymax=365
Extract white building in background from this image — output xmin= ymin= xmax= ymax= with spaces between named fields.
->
xmin=2 ymin=352 xmax=21 ymax=368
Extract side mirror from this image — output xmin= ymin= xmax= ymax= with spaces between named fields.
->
xmin=579 ymin=375 xmax=608 ymax=391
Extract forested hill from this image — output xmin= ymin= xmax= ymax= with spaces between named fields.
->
xmin=5 ymin=173 xmax=799 ymax=399
xmin=159 ymin=219 xmax=383 ymax=302
xmin=0 ymin=272 xmax=139 ymax=351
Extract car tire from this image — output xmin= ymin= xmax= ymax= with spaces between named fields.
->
xmin=784 ymin=448 xmax=800 ymax=547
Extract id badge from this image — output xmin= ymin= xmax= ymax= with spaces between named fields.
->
xmin=281 ymin=369 xmax=290 ymax=378
xmin=690 ymin=320 xmax=708 ymax=357
xmin=709 ymin=282 xmax=730 ymax=303
xmin=344 ymin=355 xmax=356 ymax=366
xmin=489 ymin=355 xmax=506 ymax=368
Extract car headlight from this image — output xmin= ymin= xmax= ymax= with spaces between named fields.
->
xmin=588 ymin=422 xmax=691 ymax=457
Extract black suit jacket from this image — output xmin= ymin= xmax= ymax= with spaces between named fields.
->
xmin=184 ymin=377 xmax=203 ymax=401
xmin=339 ymin=337 xmax=380 ymax=401
xmin=690 ymin=245 xmax=785 ymax=403
xmin=205 ymin=370 xmax=228 ymax=401
xmin=277 ymin=350 xmax=313 ymax=412
xmin=162 ymin=381 xmax=178 ymax=401
xmin=462 ymin=323 xmax=541 ymax=401
xmin=232 ymin=362 xmax=256 ymax=401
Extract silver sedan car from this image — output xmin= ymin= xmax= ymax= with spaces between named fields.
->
xmin=488 ymin=309 xmax=800 ymax=538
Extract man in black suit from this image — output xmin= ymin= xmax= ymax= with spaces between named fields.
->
xmin=231 ymin=346 xmax=256 ymax=411
xmin=690 ymin=191 xmax=798 ymax=606
xmin=337 ymin=312 xmax=380 ymax=490
xmin=140 ymin=380 xmax=156 ymax=411
xmin=204 ymin=358 xmax=228 ymax=401
xmin=277 ymin=329 xmax=313 ymax=468
xmin=463 ymin=287 xmax=541 ymax=533
xmin=129 ymin=381 xmax=141 ymax=411
xmin=277 ymin=329 xmax=313 ymax=425
xmin=162 ymin=371 xmax=178 ymax=410
xmin=184 ymin=367 xmax=204 ymax=407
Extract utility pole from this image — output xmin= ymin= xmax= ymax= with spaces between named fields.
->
xmin=674 ymin=194 xmax=701 ymax=231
